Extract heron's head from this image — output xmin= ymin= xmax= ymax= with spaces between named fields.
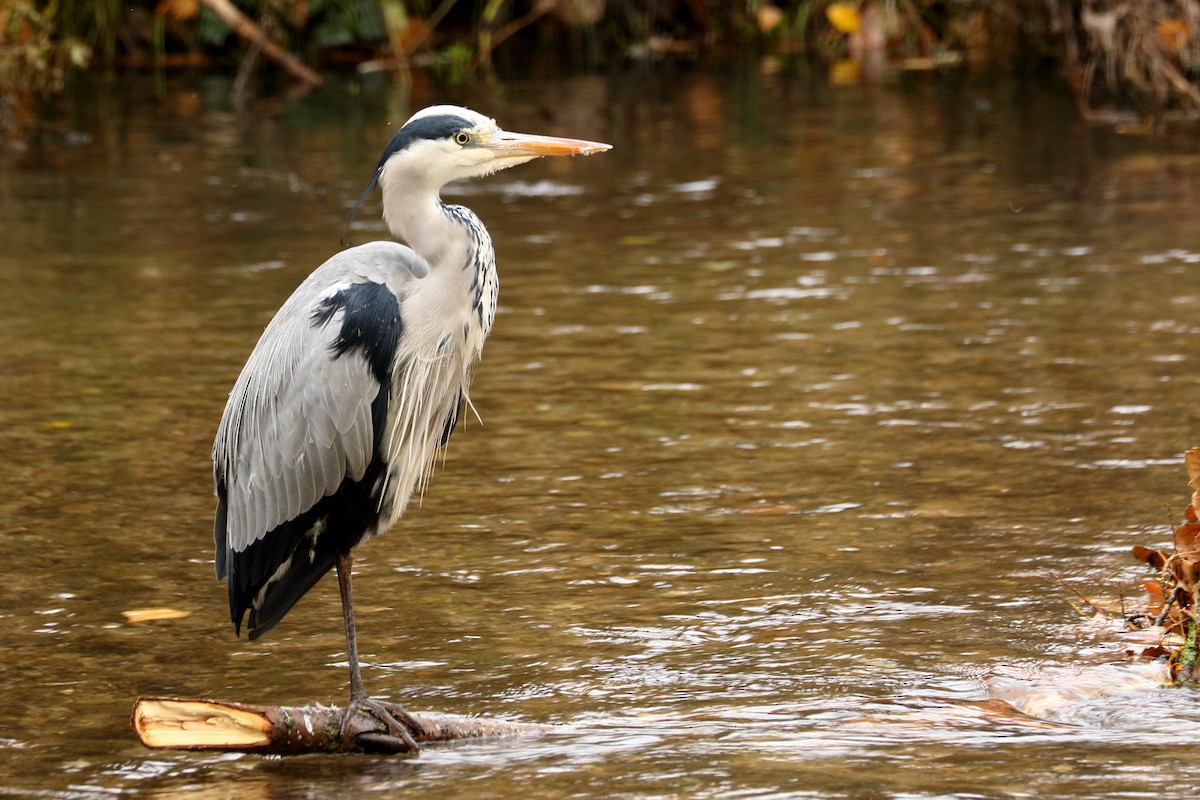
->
xmin=384 ymin=105 xmax=609 ymax=184
xmin=342 ymin=105 xmax=610 ymax=246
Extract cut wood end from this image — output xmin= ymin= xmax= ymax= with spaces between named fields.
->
xmin=133 ymin=698 xmax=272 ymax=749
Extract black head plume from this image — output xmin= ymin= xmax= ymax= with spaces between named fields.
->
xmin=340 ymin=168 xmax=382 ymax=249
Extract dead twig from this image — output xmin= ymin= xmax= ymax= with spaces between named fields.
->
xmin=1049 ymin=570 xmax=1106 ymax=617
xmin=198 ymin=0 xmax=321 ymax=86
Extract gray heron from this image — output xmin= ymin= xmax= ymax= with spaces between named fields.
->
xmin=212 ymin=105 xmax=610 ymax=752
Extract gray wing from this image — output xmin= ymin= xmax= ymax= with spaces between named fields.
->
xmin=212 ymin=241 xmax=429 ymax=571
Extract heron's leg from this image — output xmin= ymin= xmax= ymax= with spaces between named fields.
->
xmin=335 ymin=550 xmax=423 ymax=752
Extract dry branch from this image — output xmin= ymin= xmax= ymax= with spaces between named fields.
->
xmin=132 ymin=697 xmax=547 ymax=755
xmin=198 ymin=0 xmax=322 ymax=86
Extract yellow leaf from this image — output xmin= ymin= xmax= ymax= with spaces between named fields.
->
xmin=123 ymin=608 xmax=191 ymax=623
xmin=42 ymin=420 xmax=73 ymax=430
xmin=826 ymin=2 xmax=861 ymax=35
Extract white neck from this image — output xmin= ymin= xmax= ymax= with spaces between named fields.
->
xmin=379 ymin=165 xmax=467 ymax=269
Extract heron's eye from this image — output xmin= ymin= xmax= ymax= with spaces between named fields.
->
xmin=454 ymin=132 xmax=471 ymax=146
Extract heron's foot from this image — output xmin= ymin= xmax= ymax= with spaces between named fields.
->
xmin=341 ymin=694 xmax=424 ymax=753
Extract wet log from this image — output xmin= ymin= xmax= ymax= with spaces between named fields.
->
xmin=132 ymin=697 xmax=547 ymax=755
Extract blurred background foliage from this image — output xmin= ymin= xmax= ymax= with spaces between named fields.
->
xmin=3 ymin=1 xmax=1200 ymax=126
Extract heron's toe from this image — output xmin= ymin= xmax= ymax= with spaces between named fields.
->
xmin=342 ymin=695 xmax=422 ymax=753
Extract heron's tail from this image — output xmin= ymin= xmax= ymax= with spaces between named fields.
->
xmin=245 ymin=546 xmax=337 ymax=640
xmin=219 ymin=508 xmax=338 ymax=640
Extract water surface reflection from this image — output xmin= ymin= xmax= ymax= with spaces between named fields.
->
xmin=2 ymin=68 xmax=1200 ymax=797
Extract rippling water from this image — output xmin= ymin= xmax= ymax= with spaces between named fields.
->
xmin=3 ymin=67 xmax=1200 ymax=797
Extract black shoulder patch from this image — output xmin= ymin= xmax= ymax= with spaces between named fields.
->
xmin=312 ymin=282 xmax=402 ymax=385
xmin=376 ymin=114 xmax=473 ymax=171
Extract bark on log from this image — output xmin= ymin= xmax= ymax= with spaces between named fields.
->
xmin=132 ymin=697 xmax=547 ymax=755
xmin=198 ymin=0 xmax=322 ymax=86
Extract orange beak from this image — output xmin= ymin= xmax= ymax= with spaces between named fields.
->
xmin=484 ymin=130 xmax=612 ymax=158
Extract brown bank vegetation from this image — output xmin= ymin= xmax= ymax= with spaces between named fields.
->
xmin=4 ymin=1 xmax=1200 ymax=133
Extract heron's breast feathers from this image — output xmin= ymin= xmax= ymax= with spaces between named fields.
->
xmin=374 ymin=346 xmax=474 ymax=532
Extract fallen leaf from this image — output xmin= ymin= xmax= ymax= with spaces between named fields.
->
xmin=1173 ymin=553 xmax=1199 ymax=588
xmin=1174 ymin=520 xmax=1200 ymax=552
xmin=1142 ymin=579 xmax=1164 ymax=613
xmin=1132 ymin=545 xmax=1166 ymax=570
xmin=1186 ymin=448 xmax=1200 ymax=496
xmin=123 ymin=608 xmax=191 ymax=623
